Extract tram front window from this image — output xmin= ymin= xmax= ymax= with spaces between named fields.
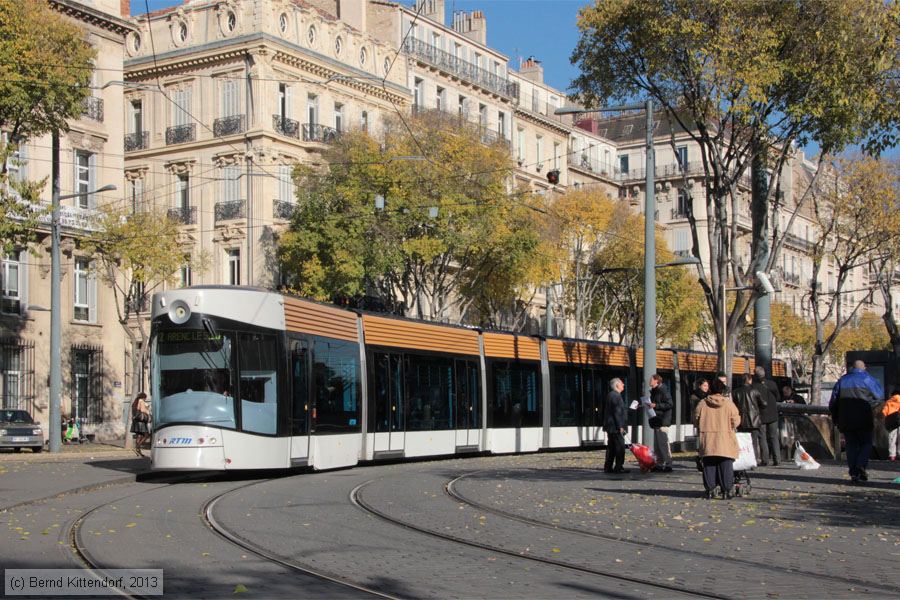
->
xmin=152 ymin=329 xmax=236 ymax=429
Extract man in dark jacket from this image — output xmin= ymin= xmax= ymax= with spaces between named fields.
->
xmin=732 ymin=373 xmax=767 ymax=462
xmin=649 ymin=373 xmax=673 ymax=472
xmin=753 ymin=366 xmax=781 ymax=465
xmin=829 ymin=360 xmax=884 ymax=483
xmin=603 ymin=378 xmax=629 ymax=474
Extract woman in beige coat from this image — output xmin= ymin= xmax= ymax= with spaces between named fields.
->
xmin=694 ymin=378 xmax=740 ymax=499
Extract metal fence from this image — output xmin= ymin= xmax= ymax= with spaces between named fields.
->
xmin=70 ymin=344 xmax=103 ymax=424
xmin=0 ymin=339 xmax=35 ymax=414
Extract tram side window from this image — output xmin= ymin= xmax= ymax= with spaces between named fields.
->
xmin=552 ymin=366 xmax=580 ymax=426
xmin=313 ymin=337 xmax=360 ymax=433
xmin=405 ymin=355 xmax=453 ymax=431
xmin=490 ymin=362 xmax=541 ymax=428
xmin=238 ymin=333 xmax=278 ymax=435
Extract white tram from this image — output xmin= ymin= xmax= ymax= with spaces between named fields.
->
xmin=149 ymin=286 xmax=787 ymax=471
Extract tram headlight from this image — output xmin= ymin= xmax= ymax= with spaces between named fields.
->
xmin=168 ymin=299 xmax=191 ymax=324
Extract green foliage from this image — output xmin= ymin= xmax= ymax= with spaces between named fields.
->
xmin=278 ymin=111 xmax=543 ymax=323
xmin=0 ymin=0 xmax=94 ymax=253
xmin=0 ymin=0 xmax=95 ymax=140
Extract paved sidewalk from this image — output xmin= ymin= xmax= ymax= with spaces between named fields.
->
xmin=0 ymin=449 xmax=150 ymax=511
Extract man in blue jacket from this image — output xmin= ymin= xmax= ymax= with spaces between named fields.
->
xmin=829 ymin=360 xmax=884 ymax=484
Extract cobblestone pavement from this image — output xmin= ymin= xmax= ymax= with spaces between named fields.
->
xmin=1 ymin=450 xmax=897 ymax=599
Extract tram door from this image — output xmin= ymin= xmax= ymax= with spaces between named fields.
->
xmin=454 ymin=360 xmax=480 ymax=448
xmin=583 ymin=369 xmax=604 ymax=442
xmin=372 ymin=352 xmax=405 ymax=453
xmin=289 ymin=339 xmax=310 ymax=462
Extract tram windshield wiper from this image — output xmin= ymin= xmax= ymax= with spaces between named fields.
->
xmin=202 ymin=317 xmax=217 ymax=337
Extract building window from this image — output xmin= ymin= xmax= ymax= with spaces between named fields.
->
xmin=1 ymin=340 xmax=33 ymax=411
xmin=176 ymin=173 xmax=189 ymax=210
xmin=225 ymin=11 xmax=236 ymax=32
xmin=172 ymin=88 xmax=192 ymax=127
xmin=175 ymin=21 xmax=188 ymax=44
xmin=676 ymin=146 xmax=688 ymax=170
xmin=71 ymin=345 xmax=103 ymax=424
xmin=278 ymin=165 xmax=295 ymax=203
xmin=129 ymin=100 xmax=143 ymax=135
xmin=1 ymin=252 xmax=24 ymax=315
xmin=536 ymin=136 xmax=544 ymax=169
xmin=74 ymin=150 xmax=94 ymax=209
xmin=676 ymin=188 xmax=689 ymax=217
xmin=436 ymin=87 xmax=445 ymax=112
xmin=227 ymin=249 xmax=241 ymax=286
xmin=129 ymin=178 xmax=144 ymax=213
xmin=383 ymin=56 xmax=391 ymax=75
xmin=2 ymin=133 xmax=26 ymax=183
xmin=458 ymin=95 xmax=467 ymax=119
xmin=334 ymin=36 xmax=343 ymax=56
xmin=180 ymin=259 xmax=192 ymax=288
xmin=478 ymin=104 xmax=487 ymax=129
xmin=619 ymin=155 xmax=629 ymax=174
xmin=498 ymin=112 xmax=506 ymax=139
xmin=553 ymin=142 xmax=560 ymax=170
xmin=517 ymin=128 xmax=525 ymax=162
xmin=307 ymin=94 xmax=318 ymax=126
xmin=334 ymin=103 xmax=343 ymax=132
xmin=359 ymin=46 xmax=368 ymax=66
xmin=413 ymin=78 xmax=423 ymax=109
xmin=221 ymin=165 xmax=241 ymax=203
xmin=73 ymin=258 xmax=96 ymax=323
xmin=279 ymin=13 xmax=288 ymax=34
xmin=360 ymin=110 xmax=369 ymax=132
xmin=307 ymin=25 xmax=316 ymax=45
xmin=221 ymin=78 xmax=240 ymax=117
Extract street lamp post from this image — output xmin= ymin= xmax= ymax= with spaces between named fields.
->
xmin=48 ymin=130 xmax=116 ymax=453
xmin=557 ymin=100 xmax=656 ymax=444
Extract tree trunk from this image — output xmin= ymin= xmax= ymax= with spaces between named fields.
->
xmin=810 ymin=353 xmax=825 ymax=407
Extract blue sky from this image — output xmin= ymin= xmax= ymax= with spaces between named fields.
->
xmin=134 ymin=0 xmax=586 ymax=94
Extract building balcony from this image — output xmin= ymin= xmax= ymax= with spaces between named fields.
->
xmin=273 ymin=199 xmax=296 ymax=220
xmin=402 ymin=38 xmax=516 ymax=98
xmin=215 ymin=200 xmax=245 ymax=222
xmin=213 ymin=114 xmax=246 ymax=137
xmin=273 ymin=115 xmax=300 ymax=138
xmin=302 ymin=123 xmax=340 ymax=143
xmin=124 ymin=131 xmax=149 ymax=152
xmin=81 ymin=96 xmax=104 ymax=122
xmin=671 ymin=207 xmax=688 ymax=220
xmin=783 ymin=272 xmax=801 ymax=287
xmin=478 ymin=127 xmax=510 ymax=148
xmin=166 ymin=123 xmax=196 ymax=145
xmin=167 ymin=206 xmax=196 ymax=225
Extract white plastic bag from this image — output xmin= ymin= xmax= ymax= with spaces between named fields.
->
xmin=794 ymin=441 xmax=820 ymax=470
xmin=733 ymin=432 xmax=757 ymax=471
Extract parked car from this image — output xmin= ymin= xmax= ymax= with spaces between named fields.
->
xmin=0 ymin=409 xmax=44 ymax=453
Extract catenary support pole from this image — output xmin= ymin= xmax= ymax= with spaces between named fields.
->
xmin=642 ymin=99 xmax=655 ymax=447
xmin=49 ymin=131 xmax=61 ymax=453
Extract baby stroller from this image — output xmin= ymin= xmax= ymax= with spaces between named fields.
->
xmin=732 ymin=432 xmax=757 ymax=497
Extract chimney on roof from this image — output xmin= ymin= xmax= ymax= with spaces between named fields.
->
xmin=452 ymin=9 xmax=486 ymax=46
xmin=415 ymin=0 xmax=445 ymax=25
xmin=339 ymin=0 xmax=366 ymax=31
xmin=120 ymin=0 xmax=130 ymax=17
xmin=519 ymin=56 xmax=543 ymax=84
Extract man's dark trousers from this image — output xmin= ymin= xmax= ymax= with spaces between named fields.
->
xmin=605 ymin=432 xmax=625 ymax=472
xmin=653 ymin=428 xmax=672 ymax=467
xmin=844 ymin=430 xmax=873 ymax=477
xmin=760 ymin=420 xmax=780 ymax=464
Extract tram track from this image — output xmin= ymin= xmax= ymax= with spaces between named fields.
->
xmin=445 ymin=471 xmax=900 ymax=597
xmin=350 ymin=478 xmax=725 ymax=600
xmin=202 ymin=479 xmax=399 ymax=600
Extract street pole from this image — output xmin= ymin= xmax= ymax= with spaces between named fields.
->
xmin=721 ymin=280 xmax=727 ymax=379
xmin=49 ymin=131 xmax=61 ymax=453
xmin=641 ymin=98 xmax=655 ymax=447
xmin=751 ymin=142 xmax=772 ymax=375
xmin=545 ymin=285 xmax=554 ymax=337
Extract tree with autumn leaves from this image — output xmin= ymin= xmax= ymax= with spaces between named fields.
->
xmin=570 ymin=0 xmax=898 ymax=372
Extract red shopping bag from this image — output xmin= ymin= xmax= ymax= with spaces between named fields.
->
xmin=630 ymin=443 xmax=656 ymax=472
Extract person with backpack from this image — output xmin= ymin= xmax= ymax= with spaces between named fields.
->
xmin=130 ymin=392 xmax=151 ymax=457
xmin=829 ymin=361 xmax=884 ymax=483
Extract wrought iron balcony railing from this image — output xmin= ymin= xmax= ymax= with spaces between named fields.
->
xmin=167 ymin=206 xmax=196 ymax=225
xmin=213 ymin=114 xmax=245 ymax=137
xmin=124 ymin=131 xmax=149 ymax=152
xmin=166 ymin=123 xmax=196 ymax=145
xmin=402 ymin=38 xmax=516 ymax=98
xmin=302 ymin=123 xmax=340 ymax=143
xmin=273 ymin=199 xmax=296 ymax=220
xmin=671 ymin=207 xmax=689 ymax=220
xmin=273 ymin=115 xmax=300 ymax=138
xmin=215 ymin=199 xmax=245 ymax=222
xmin=81 ymin=96 xmax=104 ymax=122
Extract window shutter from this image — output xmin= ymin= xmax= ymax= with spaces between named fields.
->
xmin=88 ymin=264 xmax=97 ymax=323
xmin=284 ymin=85 xmax=293 ymax=119
xmin=88 ymin=153 xmax=97 ymax=208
